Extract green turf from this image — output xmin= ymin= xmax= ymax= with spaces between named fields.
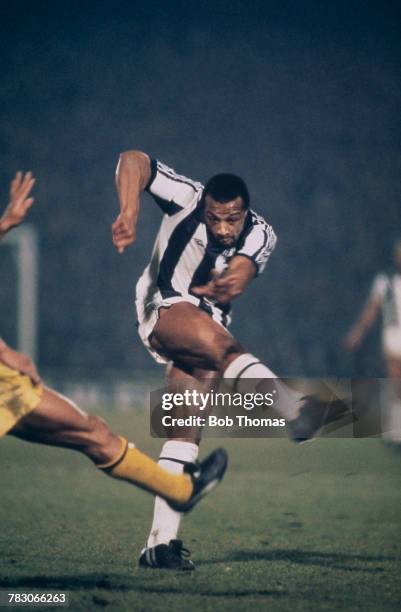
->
xmin=1 ymin=411 xmax=400 ymax=611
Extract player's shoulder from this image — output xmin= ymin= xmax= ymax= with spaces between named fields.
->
xmin=248 ymin=208 xmax=271 ymax=228
xmin=152 ymin=159 xmax=204 ymax=193
xmin=146 ymin=158 xmax=204 ymax=213
xmin=247 ymin=209 xmax=277 ymax=244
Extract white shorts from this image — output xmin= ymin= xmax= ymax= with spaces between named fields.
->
xmin=382 ymin=327 xmax=401 ymax=360
xmin=136 ymin=294 xmax=230 ymax=365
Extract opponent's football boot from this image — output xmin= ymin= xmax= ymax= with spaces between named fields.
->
xmin=168 ymin=447 xmax=228 ymax=512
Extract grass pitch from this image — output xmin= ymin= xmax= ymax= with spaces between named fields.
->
xmin=0 ymin=410 xmax=400 ymax=611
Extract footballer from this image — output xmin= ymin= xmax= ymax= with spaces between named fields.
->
xmin=112 ymin=150 xmax=351 ymax=569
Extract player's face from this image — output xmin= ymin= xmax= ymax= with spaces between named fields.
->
xmin=204 ymin=195 xmax=247 ymax=247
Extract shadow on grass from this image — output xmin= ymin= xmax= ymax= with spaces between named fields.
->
xmin=0 ymin=575 xmax=287 ymax=598
xmin=198 ymin=548 xmax=393 ymax=572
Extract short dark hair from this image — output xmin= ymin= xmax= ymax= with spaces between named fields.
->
xmin=203 ymin=173 xmax=250 ymax=209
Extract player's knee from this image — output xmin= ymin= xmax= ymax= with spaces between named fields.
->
xmin=205 ymin=332 xmax=241 ymax=371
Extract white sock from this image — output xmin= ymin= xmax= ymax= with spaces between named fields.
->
xmin=145 ymin=440 xmax=199 ymax=549
xmin=223 ymin=353 xmax=303 ymax=421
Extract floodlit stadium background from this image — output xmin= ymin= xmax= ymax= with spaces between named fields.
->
xmin=1 ymin=4 xmax=400 ymax=610
xmin=1 ymin=1 xmax=400 ymax=385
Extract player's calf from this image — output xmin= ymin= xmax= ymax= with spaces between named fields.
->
xmin=80 ymin=414 xmax=122 ymax=464
xmin=10 ymin=387 xmax=228 ymax=509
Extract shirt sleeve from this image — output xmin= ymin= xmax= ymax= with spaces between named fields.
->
xmin=370 ymin=273 xmax=389 ymax=302
xmin=145 ymin=158 xmax=203 ymax=215
xmin=236 ymin=211 xmax=277 ymax=275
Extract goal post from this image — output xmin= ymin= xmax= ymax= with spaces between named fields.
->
xmin=1 ymin=224 xmax=39 ymax=361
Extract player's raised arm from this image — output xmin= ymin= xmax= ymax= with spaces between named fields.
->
xmin=112 ymin=150 xmax=151 ymax=254
xmin=343 ymin=296 xmax=382 ymax=351
xmin=0 ymin=171 xmax=35 ymax=240
xmin=343 ymin=273 xmax=388 ymax=351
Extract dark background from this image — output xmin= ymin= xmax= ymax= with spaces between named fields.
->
xmin=0 ymin=0 xmax=400 ymax=377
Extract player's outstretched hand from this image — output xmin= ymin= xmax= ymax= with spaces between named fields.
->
xmin=192 ymin=257 xmax=255 ymax=305
xmin=192 ymin=269 xmax=244 ymax=305
xmin=112 ymin=211 xmax=137 ymax=254
xmin=0 ymin=341 xmax=42 ymax=386
xmin=0 ymin=171 xmax=35 ymax=236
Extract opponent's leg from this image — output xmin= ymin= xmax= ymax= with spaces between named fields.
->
xmin=10 ymin=386 xmax=195 ymax=505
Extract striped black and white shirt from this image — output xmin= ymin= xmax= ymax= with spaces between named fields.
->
xmin=136 ymin=159 xmax=277 ymax=326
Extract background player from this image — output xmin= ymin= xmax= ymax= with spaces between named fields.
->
xmin=112 ymin=150 xmax=350 ymax=569
xmin=344 ymin=240 xmax=401 ymax=442
xmin=0 ymin=171 xmax=228 ymax=543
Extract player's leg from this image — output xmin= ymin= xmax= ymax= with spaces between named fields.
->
xmin=9 ymin=385 xmax=225 ymax=506
xmin=151 ymin=302 xmax=351 ymax=441
xmin=223 ymin=355 xmax=353 ymax=441
xmin=140 ymin=362 xmax=219 ymax=570
xmin=151 ymin=303 xmax=302 ymax=419
xmin=10 ymin=386 xmax=121 ymax=461
xmin=149 ymin=302 xmax=243 ymax=370
xmin=386 ymin=358 xmax=401 ymax=379
xmin=382 ymin=358 xmax=401 ymax=442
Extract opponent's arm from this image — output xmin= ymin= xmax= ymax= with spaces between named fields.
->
xmin=0 ymin=171 xmax=35 ymax=240
xmin=0 ymin=339 xmax=41 ymax=385
xmin=112 ymin=151 xmax=151 ymax=253
xmin=343 ymin=298 xmax=382 ymax=351
xmin=191 ymin=255 xmax=256 ymax=305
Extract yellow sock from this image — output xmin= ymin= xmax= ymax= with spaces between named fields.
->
xmin=97 ymin=437 xmax=193 ymax=504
